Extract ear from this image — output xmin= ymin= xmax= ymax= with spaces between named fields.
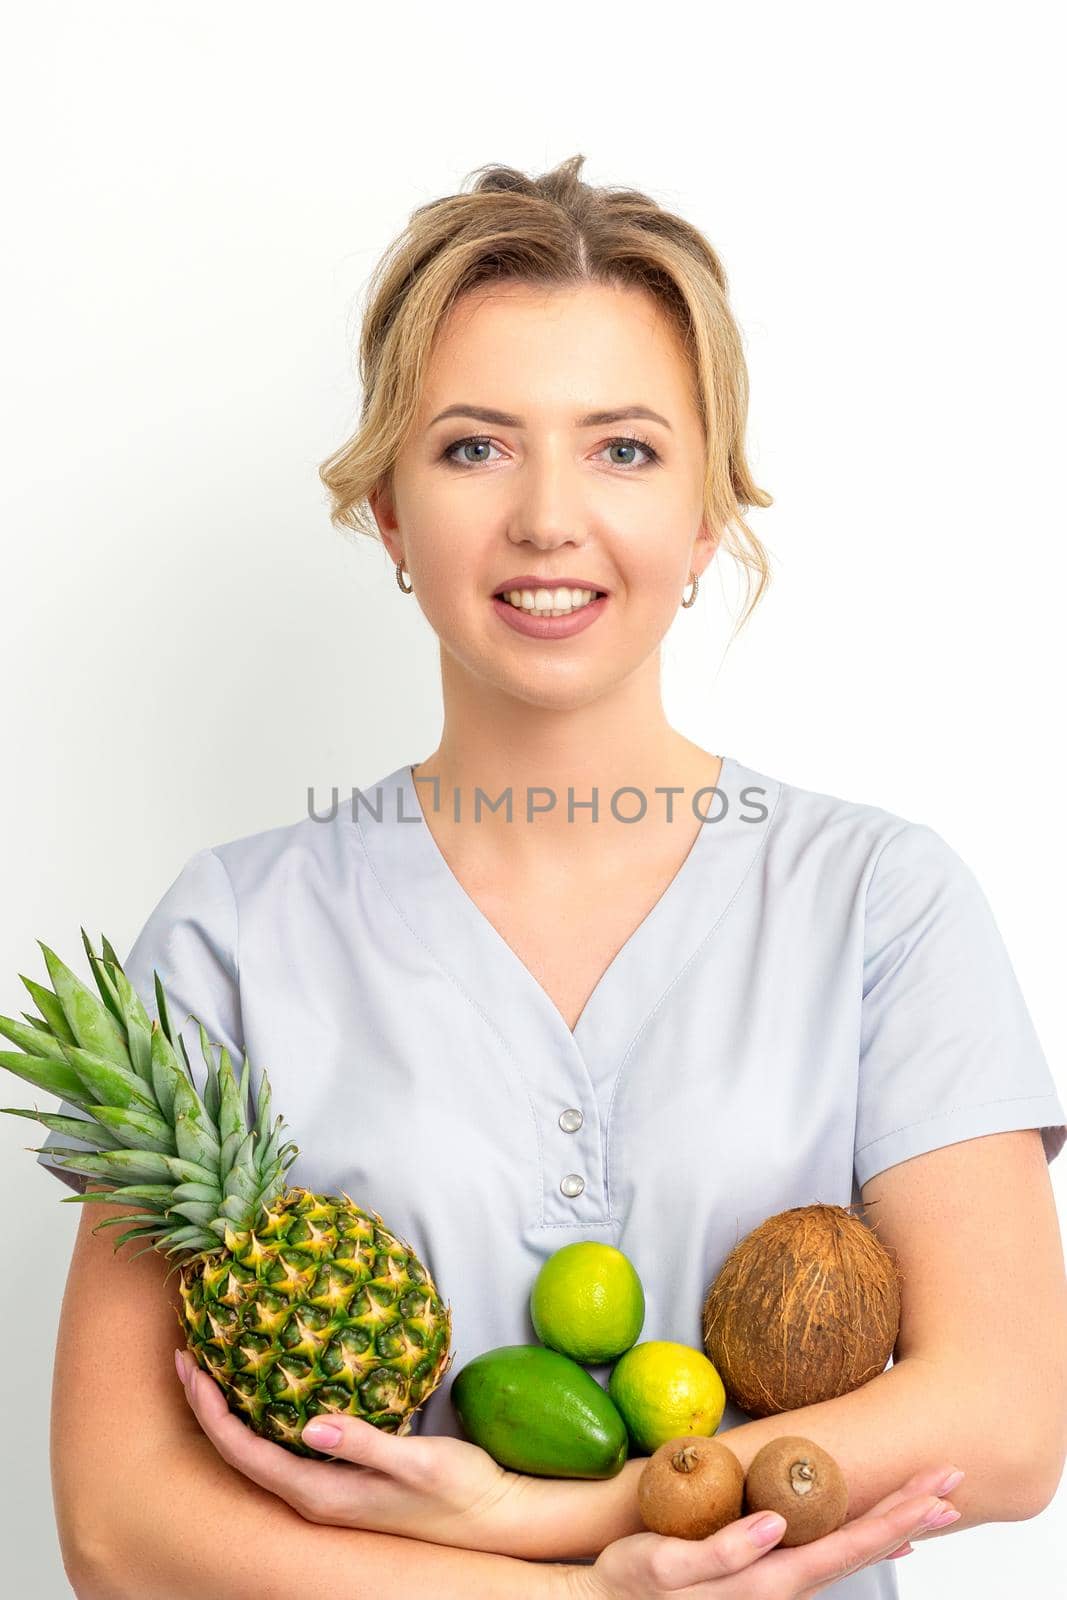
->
xmin=368 ymin=481 xmax=402 ymax=565
xmin=691 ymin=521 xmax=721 ymax=580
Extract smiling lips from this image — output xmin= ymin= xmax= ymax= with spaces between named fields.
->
xmin=491 ymin=589 xmax=610 ymax=638
xmin=493 ymin=576 xmax=610 ymax=624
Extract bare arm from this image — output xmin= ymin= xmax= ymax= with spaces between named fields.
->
xmin=501 ymin=1129 xmax=1067 ymax=1561
xmin=685 ymin=1131 xmax=1067 ymax=1531
xmin=54 ymin=1191 xmax=570 ymax=1600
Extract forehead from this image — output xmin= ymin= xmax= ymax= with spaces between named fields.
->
xmin=419 ymin=281 xmax=694 ymax=412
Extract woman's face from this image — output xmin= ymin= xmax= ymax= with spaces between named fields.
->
xmin=372 ymin=280 xmax=717 ymax=712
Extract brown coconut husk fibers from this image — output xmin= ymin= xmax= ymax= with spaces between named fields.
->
xmin=701 ymin=1202 xmax=903 ymax=1418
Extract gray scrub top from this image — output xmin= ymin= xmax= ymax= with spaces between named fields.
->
xmin=37 ymin=754 xmax=1066 ymax=1598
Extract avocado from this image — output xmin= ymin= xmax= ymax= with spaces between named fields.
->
xmin=450 ymin=1343 xmax=629 ymax=1478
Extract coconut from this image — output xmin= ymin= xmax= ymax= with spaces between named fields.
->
xmin=701 ymin=1203 xmax=901 ymax=1417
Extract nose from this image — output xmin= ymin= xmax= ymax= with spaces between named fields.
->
xmin=506 ymin=443 xmax=588 ymax=550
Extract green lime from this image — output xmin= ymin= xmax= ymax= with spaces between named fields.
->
xmin=608 ymin=1340 xmax=726 ymax=1453
xmin=529 ymin=1242 xmax=645 ymax=1363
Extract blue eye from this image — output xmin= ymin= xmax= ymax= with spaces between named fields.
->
xmin=601 ymin=435 xmax=661 ymax=468
xmin=442 ymin=437 xmax=502 ymax=467
xmin=440 ymin=434 xmax=661 ymax=469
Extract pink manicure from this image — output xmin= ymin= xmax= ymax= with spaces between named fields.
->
xmin=921 ymin=1504 xmax=961 ymax=1531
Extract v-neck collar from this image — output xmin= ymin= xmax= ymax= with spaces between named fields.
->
xmin=352 ymin=754 xmax=782 ymax=1094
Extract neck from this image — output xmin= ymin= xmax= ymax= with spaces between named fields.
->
xmin=411 ymin=655 xmax=723 ymax=869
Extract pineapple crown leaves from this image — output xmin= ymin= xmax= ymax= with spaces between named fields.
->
xmin=0 ymin=931 xmax=299 ymax=1262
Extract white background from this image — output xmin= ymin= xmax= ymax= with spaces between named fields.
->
xmin=1 ymin=2 xmax=1063 ymax=1594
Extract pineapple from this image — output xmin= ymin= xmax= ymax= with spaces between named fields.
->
xmin=0 ymin=931 xmax=453 ymax=1455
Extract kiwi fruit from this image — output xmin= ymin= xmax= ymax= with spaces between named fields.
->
xmin=637 ymin=1436 xmax=745 ymax=1539
xmin=743 ymin=1435 xmax=848 ymax=1546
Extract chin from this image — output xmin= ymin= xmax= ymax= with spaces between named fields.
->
xmin=446 ymin=619 xmax=654 ymax=710
xmin=494 ymin=664 xmax=628 ymax=714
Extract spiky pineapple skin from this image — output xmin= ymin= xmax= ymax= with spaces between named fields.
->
xmin=177 ymin=1188 xmax=453 ymax=1455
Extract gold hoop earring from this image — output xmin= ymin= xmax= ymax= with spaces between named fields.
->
xmin=395 ymin=560 xmax=413 ymax=594
xmin=681 ymin=570 xmax=699 ymax=608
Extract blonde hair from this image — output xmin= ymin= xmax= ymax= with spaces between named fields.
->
xmin=319 ymin=154 xmax=773 ymax=633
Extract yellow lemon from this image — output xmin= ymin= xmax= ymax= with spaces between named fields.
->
xmin=530 ymin=1242 xmax=645 ymax=1363
xmin=608 ymin=1340 xmax=726 ymax=1453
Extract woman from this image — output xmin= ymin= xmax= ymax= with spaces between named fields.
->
xmin=38 ymin=156 xmax=1066 ymax=1599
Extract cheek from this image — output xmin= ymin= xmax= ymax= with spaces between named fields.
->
xmin=412 ymin=554 xmax=499 ymax=655
xmin=406 ymin=511 xmax=485 ymax=611
xmin=614 ymin=520 xmax=694 ymax=603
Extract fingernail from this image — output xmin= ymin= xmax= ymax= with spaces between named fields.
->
xmin=303 ymin=1420 xmax=342 ymax=1448
xmin=887 ymin=1542 xmax=913 ymax=1559
xmin=748 ymin=1513 xmax=787 ymax=1546
xmin=919 ymin=1499 xmax=961 ymax=1531
xmin=936 ymin=1467 xmax=965 ymax=1495
xmin=174 ymin=1349 xmax=185 ymax=1381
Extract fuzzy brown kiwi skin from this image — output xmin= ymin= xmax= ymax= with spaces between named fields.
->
xmin=637 ymin=1436 xmax=745 ymax=1540
xmin=743 ymin=1435 xmax=849 ymax=1547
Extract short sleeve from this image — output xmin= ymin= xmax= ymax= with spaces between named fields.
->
xmin=854 ymin=822 xmax=1066 ymax=1189
xmin=34 ymin=847 xmax=243 ymax=1195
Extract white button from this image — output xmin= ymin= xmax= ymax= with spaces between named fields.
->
xmin=559 ymin=1108 xmax=584 ymax=1132
xmin=560 ymin=1173 xmax=585 ymax=1198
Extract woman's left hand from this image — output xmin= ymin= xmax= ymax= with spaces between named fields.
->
xmin=175 ymin=1347 xmax=527 ymax=1552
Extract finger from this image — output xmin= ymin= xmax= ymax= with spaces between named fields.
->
xmin=177 ymin=1350 xmax=329 ymax=1503
xmin=861 ymin=1463 xmax=965 ymax=1522
xmin=299 ymin=1411 xmax=418 ymax=1473
xmin=784 ymin=1492 xmax=948 ymax=1590
xmin=840 ymin=1463 xmax=964 ymax=1568
xmin=628 ymin=1509 xmax=790 ymax=1588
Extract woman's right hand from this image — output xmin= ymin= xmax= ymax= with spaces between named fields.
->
xmin=565 ymin=1464 xmax=961 ymax=1599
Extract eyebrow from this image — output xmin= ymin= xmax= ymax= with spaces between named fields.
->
xmin=428 ymin=403 xmax=673 ymax=432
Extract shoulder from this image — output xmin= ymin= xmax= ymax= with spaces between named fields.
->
xmin=731 ymin=754 xmax=962 ymax=896
xmin=201 ymin=805 xmax=361 ymax=903
xmin=160 ymin=764 xmax=417 ymax=938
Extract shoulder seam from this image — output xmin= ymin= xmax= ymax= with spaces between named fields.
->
xmin=207 ymin=847 xmax=241 ymax=987
xmin=864 ymin=818 xmax=922 ymax=907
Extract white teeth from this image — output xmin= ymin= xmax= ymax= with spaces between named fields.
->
xmin=500 ymin=586 xmax=601 ymax=617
